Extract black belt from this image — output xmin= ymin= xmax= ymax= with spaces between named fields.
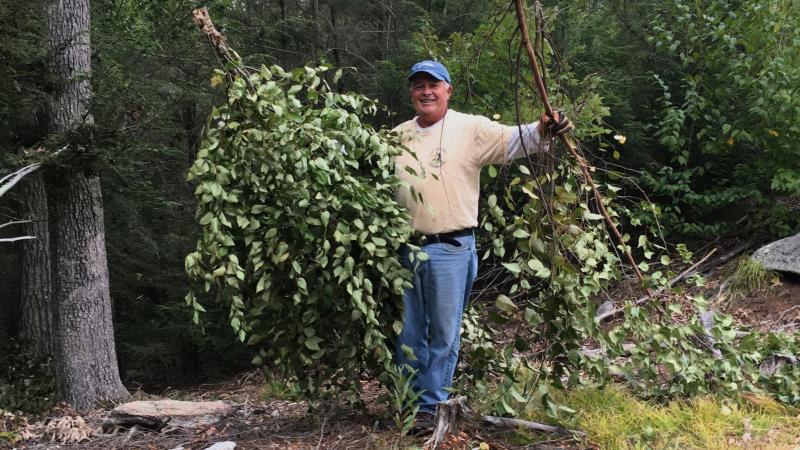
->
xmin=413 ymin=227 xmax=474 ymax=247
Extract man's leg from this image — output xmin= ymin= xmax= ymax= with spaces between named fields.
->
xmin=403 ymin=234 xmax=477 ymax=413
xmin=396 ymin=245 xmax=430 ymax=405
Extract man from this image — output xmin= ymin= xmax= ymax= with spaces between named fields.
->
xmin=392 ymin=60 xmax=572 ymax=423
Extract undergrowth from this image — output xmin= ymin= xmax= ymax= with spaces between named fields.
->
xmin=0 ymin=340 xmax=54 ymax=414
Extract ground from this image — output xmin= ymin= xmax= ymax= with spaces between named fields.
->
xmin=4 ymin=249 xmax=800 ymax=450
xmin=728 ymin=275 xmax=800 ymax=333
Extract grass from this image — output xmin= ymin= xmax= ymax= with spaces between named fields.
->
xmin=524 ymin=385 xmax=800 ymax=449
xmin=725 ymin=256 xmax=779 ymax=303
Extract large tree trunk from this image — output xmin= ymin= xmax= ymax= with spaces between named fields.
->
xmin=50 ymin=170 xmax=128 ymax=409
xmin=19 ymin=172 xmax=54 ymax=357
xmin=45 ymin=0 xmax=129 ymax=410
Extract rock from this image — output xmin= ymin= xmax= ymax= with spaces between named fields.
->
xmin=752 ymin=233 xmax=800 ymax=275
xmin=203 ymin=442 xmax=236 ymax=450
xmin=104 ymin=400 xmax=233 ymax=432
xmin=595 ymin=300 xmax=614 ymax=318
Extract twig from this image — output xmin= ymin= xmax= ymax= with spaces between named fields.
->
xmin=0 ymin=146 xmax=68 ymax=198
xmin=0 ymin=220 xmax=31 ymax=230
xmin=694 ymin=237 xmax=767 ymax=276
xmin=597 ymin=248 xmax=717 ymax=322
xmin=0 ymin=236 xmax=36 ymax=243
xmin=315 ymin=416 xmax=327 ymax=450
xmin=672 ymin=248 xmax=718 ymax=284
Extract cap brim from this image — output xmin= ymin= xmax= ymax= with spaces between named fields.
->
xmin=408 ymin=70 xmax=448 ymax=82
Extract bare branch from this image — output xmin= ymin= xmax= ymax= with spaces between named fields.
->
xmin=597 ymin=248 xmax=718 ymax=322
xmin=0 ymin=236 xmax=36 ymax=243
xmin=0 ymin=163 xmax=42 ymax=198
xmin=0 ymin=146 xmax=68 ymax=198
xmin=0 ymin=220 xmax=32 ymax=230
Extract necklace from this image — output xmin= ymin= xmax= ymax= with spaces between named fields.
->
xmin=429 ymin=110 xmax=447 ymax=169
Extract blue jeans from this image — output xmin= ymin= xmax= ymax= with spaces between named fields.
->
xmin=396 ymin=233 xmax=478 ymax=413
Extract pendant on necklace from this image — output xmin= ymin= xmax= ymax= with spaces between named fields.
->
xmin=429 ymin=147 xmax=445 ymax=169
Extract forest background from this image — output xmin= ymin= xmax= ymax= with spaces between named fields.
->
xmin=1 ymin=0 xmax=799 ymax=428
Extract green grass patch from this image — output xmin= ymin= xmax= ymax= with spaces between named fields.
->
xmin=525 ymin=385 xmax=800 ymax=449
xmin=725 ymin=256 xmax=779 ymax=303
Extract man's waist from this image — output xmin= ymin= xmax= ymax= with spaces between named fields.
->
xmin=410 ymin=227 xmax=475 ymax=247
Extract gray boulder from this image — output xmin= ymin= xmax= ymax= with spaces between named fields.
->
xmin=752 ymin=232 xmax=800 ymax=275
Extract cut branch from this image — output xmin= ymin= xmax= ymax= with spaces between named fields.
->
xmin=513 ymin=0 xmax=645 ymax=284
xmin=481 ymin=415 xmax=583 ymax=436
xmin=191 ymin=8 xmax=249 ymax=81
xmin=597 ymin=248 xmax=718 ymax=322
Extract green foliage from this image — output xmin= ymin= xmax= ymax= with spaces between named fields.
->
xmin=0 ymin=340 xmax=54 ymax=414
xmin=0 ymin=0 xmax=47 ymax=148
xmin=639 ymin=0 xmax=800 ymax=236
xmin=604 ymin=297 xmax=800 ymax=405
xmin=186 ymin=64 xmax=414 ymax=400
xmin=406 ymin=2 xmax=800 ymax=418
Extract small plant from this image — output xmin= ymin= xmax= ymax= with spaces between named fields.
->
xmin=725 ymin=256 xmax=779 ymax=303
xmin=259 ymin=375 xmax=302 ymax=402
xmin=383 ymin=364 xmax=422 ymax=435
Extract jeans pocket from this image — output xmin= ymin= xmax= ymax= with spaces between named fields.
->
xmin=440 ymin=239 xmax=469 ymax=253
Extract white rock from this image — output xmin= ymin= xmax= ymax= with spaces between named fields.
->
xmin=203 ymin=441 xmax=236 ymax=450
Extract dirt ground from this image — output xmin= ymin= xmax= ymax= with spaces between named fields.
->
xmin=727 ymin=275 xmax=800 ymax=333
xmin=5 ymin=371 xmax=580 ymax=450
xmin=5 ymin=247 xmax=799 ymax=450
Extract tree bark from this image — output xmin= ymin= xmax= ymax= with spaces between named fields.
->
xmin=46 ymin=0 xmax=93 ymax=132
xmin=50 ymin=170 xmax=128 ymax=409
xmin=19 ymin=172 xmax=54 ymax=357
xmin=45 ymin=0 xmax=129 ymax=410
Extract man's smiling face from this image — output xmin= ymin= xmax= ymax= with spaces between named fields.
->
xmin=410 ymin=73 xmax=451 ymax=127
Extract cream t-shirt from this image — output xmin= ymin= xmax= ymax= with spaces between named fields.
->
xmin=393 ymin=110 xmax=546 ymax=235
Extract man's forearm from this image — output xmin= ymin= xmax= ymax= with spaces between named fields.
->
xmin=506 ymin=121 xmax=550 ymax=161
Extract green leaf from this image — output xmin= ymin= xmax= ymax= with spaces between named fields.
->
xmin=304 ymin=336 xmax=323 ymax=351
xmin=527 ymin=258 xmax=551 ymax=279
xmin=495 ymin=295 xmax=518 ymax=313
xmin=502 ymin=262 xmax=522 ymax=274
xmin=583 ymin=210 xmax=604 ymax=220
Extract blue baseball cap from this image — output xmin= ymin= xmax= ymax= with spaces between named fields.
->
xmin=408 ymin=60 xmax=451 ymax=84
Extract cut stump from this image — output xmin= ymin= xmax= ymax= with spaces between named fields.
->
xmin=424 ymin=396 xmax=584 ymax=449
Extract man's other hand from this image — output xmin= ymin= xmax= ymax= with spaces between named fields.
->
xmin=539 ymin=110 xmax=573 ymax=137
